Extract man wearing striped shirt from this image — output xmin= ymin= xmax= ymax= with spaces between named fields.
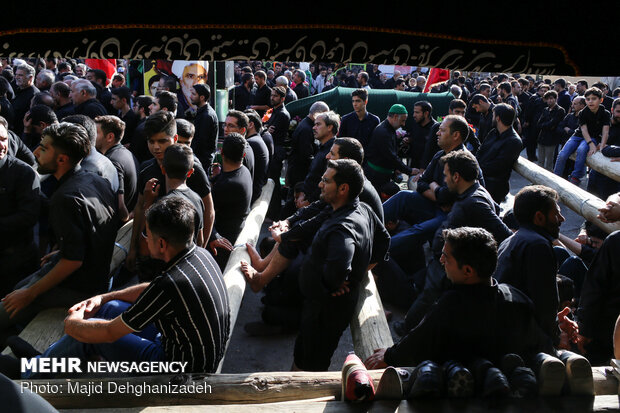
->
xmin=5 ymin=197 xmax=230 ymax=378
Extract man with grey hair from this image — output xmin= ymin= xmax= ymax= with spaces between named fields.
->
xmin=293 ymin=70 xmax=309 ymax=99
xmin=11 ymin=64 xmax=39 ymax=136
xmin=299 ymin=110 xmax=339 ymax=203
xmin=35 ymin=69 xmax=55 ymax=92
xmin=288 ymin=101 xmax=330 ymax=189
xmin=70 ymin=79 xmax=107 ymax=119
xmin=411 ymin=76 xmax=426 ymax=93
xmin=276 ymin=75 xmax=297 ymax=104
xmin=450 ymin=84 xmax=462 ymax=99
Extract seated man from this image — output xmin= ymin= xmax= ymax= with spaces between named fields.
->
xmin=365 ymin=227 xmax=553 ymax=369
xmin=0 ymin=197 xmax=230 ymax=378
xmin=0 ymin=123 xmax=118 ymax=333
xmin=495 ymin=185 xmax=565 ymax=346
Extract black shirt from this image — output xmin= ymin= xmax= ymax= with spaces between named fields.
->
xmin=121 ymin=245 xmax=230 ymax=373
xmin=266 ymin=104 xmax=290 ymax=146
xmin=11 ymin=85 xmax=39 ymax=136
xmin=230 ymin=85 xmax=252 ymax=111
xmin=7 ymin=130 xmax=35 ymax=166
xmin=81 ymin=148 xmax=120 ymax=193
xmin=338 ymin=111 xmax=380 ymax=150
xmin=74 ymin=98 xmax=108 ymax=119
xmin=138 ymin=156 xmax=211 ymax=201
xmin=130 ymin=119 xmax=151 ymax=165
xmin=252 ymin=84 xmax=272 ymax=117
xmin=574 ymin=105 xmax=611 ymax=140
xmin=0 ymin=155 xmax=40 ymax=250
xmin=495 ymin=225 xmax=560 ymax=344
xmin=55 ymin=102 xmax=75 ymax=121
xmin=247 ymin=134 xmax=269 ymax=203
xmin=293 ymin=83 xmax=309 ymax=99
xmin=261 ymin=130 xmax=274 ymax=158
xmin=477 ymin=103 xmax=495 ymax=143
xmin=166 ymin=187 xmax=204 ymax=239
xmin=476 ymin=127 xmax=522 ymax=203
xmin=242 ymin=141 xmax=255 ymax=183
xmin=285 ymin=88 xmax=298 ymax=104
xmin=0 ymin=96 xmax=15 ymax=130
xmin=537 ymin=104 xmax=566 ymax=146
xmin=105 ymin=143 xmax=139 ymax=211
xmin=408 ymin=119 xmax=436 ymax=169
xmin=211 ymin=165 xmax=252 ymax=242
xmin=120 ymin=109 xmax=139 ymax=146
xmin=288 ymin=116 xmax=316 ymax=187
xmin=50 ymin=167 xmax=118 ymax=294
xmin=557 ymin=90 xmax=571 ymax=113
xmin=191 ymin=103 xmax=219 ymax=172
xmin=302 ymin=137 xmax=334 ymax=202
xmin=384 ymin=280 xmax=553 ymax=367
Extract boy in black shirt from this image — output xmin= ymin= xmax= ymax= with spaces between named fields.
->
xmin=553 ymin=87 xmax=611 ymax=184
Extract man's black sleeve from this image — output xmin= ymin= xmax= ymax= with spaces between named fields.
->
xmin=8 ymin=131 xmax=36 ymax=166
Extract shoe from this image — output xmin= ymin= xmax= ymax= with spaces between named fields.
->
xmin=396 ymin=367 xmax=417 ymax=396
xmin=6 ymin=336 xmax=41 ymax=359
xmin=469 ymin=358 xmax=510 ymax=397
xmin=535 ymin=352 xmax=566 ymax=396
xmin=500 ymin=353 xmax=538 ymax=397
xmin=375 ymin=366 xmax=403 ymax=400
xmin=558 ymin=350 xmax=594 ymax=395
xmin=0 ymin=354 xmax=20 ymax=379
xmin=407 ymin=360 xmax=443 ymax=398
xmin=568 ymin=175 xmax=581 ymax=185
xmin=443 ymin=361 xmax=474 ymax=397
xmin=341 ymin=353 xmax=375 ymax=402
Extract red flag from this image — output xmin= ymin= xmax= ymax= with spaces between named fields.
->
xmin=424 ymin=68 xmax=450 ymax=93
xmin=85 ymin=59 xmax=117 ymax=84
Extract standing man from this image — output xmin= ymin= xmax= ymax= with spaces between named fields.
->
xmin=11 ymin=64 xmax=40 ymax=136
xmin=250 ymin=70 xmax=271 ymax=117
xmin=110 ymin=86 xmax=138 ymax=146
xmin=554 ymin=78 xmax=572 ymax=113
xmin=407 ymin=101 xmax=436 ymax=170
xmin=356 ymin=71 xmax=371 ymax=90
xmin=294 ymin=159 xmax=389 ymax=371
xmin=476 ymin=103 xmax=523 ymax=203
xmin=266 ymin=86 xmax=290 ymax=217
xmin=0 ymin=123 xmax=118 ymax=332
xmin=364 ymin=104 xmax=415 ymax=191
xmin=70 ymin=79 xmax=107 ymax=119
xmin=230 ymin=73 xmax=254 ymax=111
xmin=190 ymin=84 xmax=218 ymax=173
xmin=338 ymin=89 xmax=380 ymax=150
xmin=293 ymin=70 xmax=309 ymax=99
xmin=50 ymin=81 xmax=75 ymax=121
xmin=471 ymin=94 xmax=495 ymax=143
xmin=244 ymin=109 xmax=270 ymax=203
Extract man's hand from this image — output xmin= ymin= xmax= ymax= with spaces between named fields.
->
xmin=23 ymin=112 xmax=33 ymax=133
xmin=331 ymin=281 xmax=350 ymax=297
xmin=364 ymin=348 xmax=388 ymax=369
xmin=209 ymin=237 xmax=233 ymax=256
xmin=66 ymin=302 xmax=86 ymax=321
xmin=558 ymin=307 xmax=578 ymax=341
xmin=270 ymin=224 xmax=289 ymax=243
xmin=268 ymin=125 xmax=276 ymax=134
xmin=69 ymin=295 xmax=104 ymax=319
xmin=2 ymin=288 xmax=36 ymax=318
xmin=143 ymin=178 xmax=160 ymax=207
xmin=587 ymin=143 xmax=598 ymax=157
xmin=269 ymin=220 xmax=290 ymax=234
xmin=610 ymin=157 xmax=620 ymax=162
xmin=40 ymin=250 xmax=59 ymax=267
xmin=598 ymin=201 xmax=620 ymax=223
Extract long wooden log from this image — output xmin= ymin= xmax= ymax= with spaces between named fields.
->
xmin=569 ymin=151 xmax=620 ymax=183
xmin=350 ymin=272 xmax=394 ymax=362
xmin=513 ymin=156 xmax=620 ymax=233
xmin=216 ymin=179 xmax=275 ymax=373
xmin=20 ymin=370 xmax=384 ymax=409
xmin=55 ymin=396 xmax=620 ymax=413
xmin=109 ymin=219 xmax=133 ymax=275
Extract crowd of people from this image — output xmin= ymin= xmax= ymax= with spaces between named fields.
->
xmin=0 ymin=56 xmax=619 ymax=397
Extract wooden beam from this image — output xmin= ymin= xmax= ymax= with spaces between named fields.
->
xmin=216 ymin=179 xmax=275 ymax=373
xmin=350 ymin=272 xmax=394 ymax=362
xmin=513 ymin=156 xmax=620 ymax=233
xmin=21 ymin=370 xmax=385 ymax=409
xmin=569 ymin=152 xmax=620 ymax=183
xmin=109 ymin=219 xmax=133 ymax=275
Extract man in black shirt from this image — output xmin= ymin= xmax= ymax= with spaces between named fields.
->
xmin=95 ymin=115 xmax=139 ymax=221
xmin=3 ymin=117 xmax=35 ymax=166
xmin=294 ymin=159 xmax=389 ymax=370
xmin=0 ymin=122 xmax=40 ymax=297
xmin=250 ymin=70 xmax=271 ymax=117
xmin=127 ymin=111 xmax=215 ymax=271
xmin=210 ymin=133 xmax=252 ymax=269
xmin=11 ymin=64 xmax=39 ymax=136
xmin=266 ymin=86 xmax=290 ymax=218
xmin=230 ymin=72 xmax=253 ymax=111
xmin=244 ymin=110 xmax=270 ymax=203
xmin=129 ymin=95 xmax=155 ymax=164
xmin=21 ymin=105 xmax=58 ymax=152
xmin=70 ymin=79 xmax=107 ymax=119
xmin=223 ymin=110 xmax=255 ymax=183
xmin=50 ymin=81 xmax=75 ymax=121
xmin=338 ymin=88 xmax=380 ymax=150
xmin=522 ymin=83 xmax=550 ymax=161
xmin=110 ymin=87 xmax=138 ymax=146
xmin=190 ymin=84 xmax=219 ymax=172
xmin=10 ymin=197 xmax=229 ymax=379
xmin=495 ymin=185 xmax=565 ymax=346
xmin=476 ymin=103 xmax=523 ymax=203
xmin=276 ymin=76 xmax=297 ymax=104
xmin=87 ymin=69 xmax=114 ymax=114
xmin=366 ymin=227 xmax=553 ymax=369
xmin=554 ymin=78 xmax=572 ymax=114
xmin=0 ymin=123 xmax=118 ymax=332
xmin=293 ymin=70 xmax=309 ymax=99
xmin=407 ymin=100 xmax=436 ymax=170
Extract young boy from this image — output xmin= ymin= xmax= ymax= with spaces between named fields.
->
xmin=537 ymin=90 xmax=566 ymax=171
xmin=553 ymin=87 xmax=611 ymax=184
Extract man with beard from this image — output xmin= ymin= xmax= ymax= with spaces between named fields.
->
xmin=406 ymin=101 xmax=436 ymax=171
xmin=110 ymin=86 xmax=138 ymax=146
xmin=495 ymin=185 xmax=565 ymax=345
xmin=0 ymin=122 xmax=117 ymax=333
xmin=470 ymin=94 xmax=495 ymax=144
xmin=11 ymin=64 xmax=39 ymax=136
xmin=249 ymin=70 xmax=271 ymax=117
xmin=190 ymin=84 xmax=218 ymax=173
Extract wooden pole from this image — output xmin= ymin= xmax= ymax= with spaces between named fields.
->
xmin=569 ymin=152 xmax=620 ymax=183
xmin=216 ymin=179 xmax=275 ymax=373
xmin=350 ymin=272 xmax=394 ymax=362
xmin=513 ymin=157 xmax=620 ymax=233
